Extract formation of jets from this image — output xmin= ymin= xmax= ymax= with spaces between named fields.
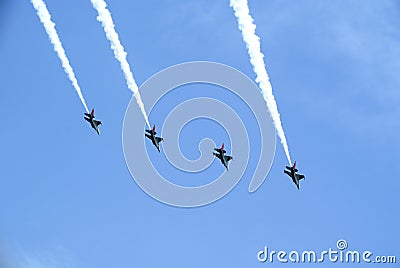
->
xmin=84 ymin=109 xmax=305 ymax=189
xmin=284 ymin=161 xmax=305 ymax=190
xmin=84 ymin=109 xmax=102 ymax=135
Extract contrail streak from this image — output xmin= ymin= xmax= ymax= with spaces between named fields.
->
xmin=90 ymin=0 xmax=151 ymax=128
xmin=230 ymin=0 xmax=292 ymax=165
xmin=31 ymin=0 xmax=89 ymax=113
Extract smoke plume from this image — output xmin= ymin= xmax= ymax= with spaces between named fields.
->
xmin=91 ymin=0 xmax=151 ymax=128
xmin=230 ymin=0 xmax=292 ymax=165
xmin=31 ymin=0 xmax=89 ymax=113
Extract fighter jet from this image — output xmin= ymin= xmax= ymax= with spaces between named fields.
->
xmin=213 ymin=143 xmax=233 ymax=170
xmin=84 ymin=108 xmax=102 ymax=135
xmin=145 ymin=125 xmax=163 ymax=152
xmin=284 ymin=161 xmax=305 ymax=190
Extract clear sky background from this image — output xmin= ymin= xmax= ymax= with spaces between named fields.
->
xmin=0 ymin=0 xmax=399 ymax=267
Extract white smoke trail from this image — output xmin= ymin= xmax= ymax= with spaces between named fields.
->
xmin=230 ymin=0 xmax=292 ymax=165
xmin=90 ymin=0 xmax=151 ymax=128
xmin=31 ymin=0 xmax=89 ymax=113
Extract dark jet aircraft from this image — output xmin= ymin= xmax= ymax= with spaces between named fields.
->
xmin=284 ymin=161 xmax=305 ymax=190
xmin=84 ymin=108 xmax=102 ymax=135
xmin=213 ymin=143 xmax=233 ymax=170
xmin=145 ymin=125 xmax=163 ymax=152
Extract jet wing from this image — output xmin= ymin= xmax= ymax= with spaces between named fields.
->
xmin=296 ymin=174 xmax=305 ymax=181
xmin=213 ymin=153 xmax=222 ymax=160
xmin=155 ymin=137 xmax=163 ymax=143
xmin=214 ymin=148 xmax=227 ymax=154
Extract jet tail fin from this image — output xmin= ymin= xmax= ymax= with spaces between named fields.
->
xmin=213 ymin=152 xmax=222 ymax=160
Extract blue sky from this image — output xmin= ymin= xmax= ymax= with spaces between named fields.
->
xmin=0 ymin=0 xmax=399 ymax=267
